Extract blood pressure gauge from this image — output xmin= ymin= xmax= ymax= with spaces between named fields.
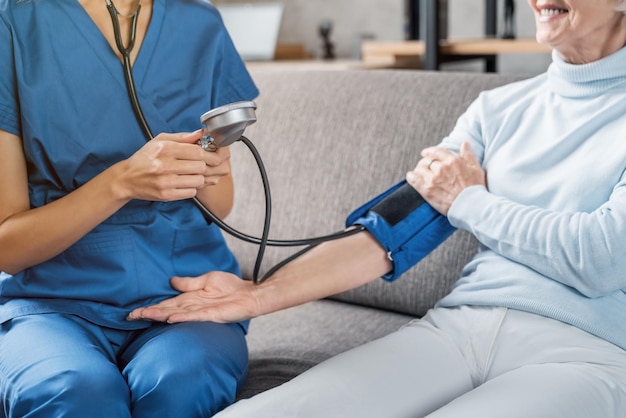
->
xmin=199 ymin=101 xmax=257 ymax=151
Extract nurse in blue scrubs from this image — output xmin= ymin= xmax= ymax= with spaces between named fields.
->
xmin=0 ymin=1 xmax=258 ymax=416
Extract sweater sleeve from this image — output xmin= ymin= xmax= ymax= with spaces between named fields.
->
xmin=437 ymin=92 xmax=488 ymax=162
xmin=448 ymin=182 xmax=626 ymax=298
xmin=440 ymin=78 xmax=626 ymax=298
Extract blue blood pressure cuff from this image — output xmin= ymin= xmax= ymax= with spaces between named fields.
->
xmin=346 ymin=181 xmax=456 ymax=281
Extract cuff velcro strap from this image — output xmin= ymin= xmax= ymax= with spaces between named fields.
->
xmin=346 ymin=181 xmax=456 ymax=281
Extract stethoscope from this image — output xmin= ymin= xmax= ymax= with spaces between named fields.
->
xmin=104 ymin=0 xmax=365 ymax=283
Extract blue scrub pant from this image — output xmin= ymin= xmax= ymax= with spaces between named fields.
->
xmin=0 ymin=314 xmax=248 ymax=417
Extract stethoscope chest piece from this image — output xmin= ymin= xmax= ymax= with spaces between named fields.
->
xmin=200 ymin=101 xmax=257 ymax=151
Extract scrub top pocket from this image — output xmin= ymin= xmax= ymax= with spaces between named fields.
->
xmin=7 ymin=228 xmax=142 ymax=306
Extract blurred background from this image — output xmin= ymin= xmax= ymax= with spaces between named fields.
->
xmin=213 ymin=0 xmax=552 ymax=75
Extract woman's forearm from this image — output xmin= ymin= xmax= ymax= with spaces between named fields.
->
xmin=0 ymin=163 xmax=131 ymax=274
xmin=0 ymin=130 xmax=221 ymax=274
xmin=126 ymin=229 xmax=392 ymax=324
xmin=252 ymin=230 xmax=392 ymax=316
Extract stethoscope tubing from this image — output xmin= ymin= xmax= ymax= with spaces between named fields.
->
xmin=106 ymin=0 xmax=154 ymax=139
xmin=106 ymin=3 xmax=365 ymax=283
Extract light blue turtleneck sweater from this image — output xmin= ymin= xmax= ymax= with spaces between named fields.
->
xmin=438 ymin=47 xmax=626 ymax=351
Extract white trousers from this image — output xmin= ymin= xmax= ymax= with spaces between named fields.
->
xmin=216 ymin=306 xmax=626 ymax=418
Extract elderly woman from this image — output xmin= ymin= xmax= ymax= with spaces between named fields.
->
xmin=0 ymin=0 xmax=258 ymax=417
xmin=130 ymin=0 xmax=626 ymax=416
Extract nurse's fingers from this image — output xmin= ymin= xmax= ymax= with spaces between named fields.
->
xmin=157 ymin=130 xmax=204 ymax=144
xmin=202 ymin=146 xmax=231 ymax=168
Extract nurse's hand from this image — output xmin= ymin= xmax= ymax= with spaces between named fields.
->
xmin=115 ymin=130 xmax=231 ymax=202
xmin=199 ymin=145 xmax=231 ymax=188
xmin=406 ymin=141 xmax=486 ymax=216
xmin=127 ymin=272 xmax=262 ymax=324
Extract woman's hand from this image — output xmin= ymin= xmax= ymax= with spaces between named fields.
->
xmin=406 ymin=141 xmax=486 ymax=216
xmin=127 ymin=272 xmax=262 ymax=324
xmin=114 ymin=130 xmax=232 ymax=202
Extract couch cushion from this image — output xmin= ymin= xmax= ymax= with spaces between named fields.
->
xmin=224 ymin=70 xmax=525 ymax=317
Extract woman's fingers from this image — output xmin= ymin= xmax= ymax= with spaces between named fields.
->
xmin=406 ymin=142 xmax=485 ymax=215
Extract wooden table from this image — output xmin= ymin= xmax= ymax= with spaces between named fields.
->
xmin=361 ymin=38 xmax=551 ymax=69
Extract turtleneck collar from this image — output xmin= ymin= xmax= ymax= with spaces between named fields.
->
xmin=547 ymin=45 xmax=626 ymax=98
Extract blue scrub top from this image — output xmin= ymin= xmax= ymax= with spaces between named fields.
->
xmin=0 ymin=0 xmax=259 ymax=329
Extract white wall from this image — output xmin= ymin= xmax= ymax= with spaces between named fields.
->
xmin=214 ymin=0 xmax=552 ymax=75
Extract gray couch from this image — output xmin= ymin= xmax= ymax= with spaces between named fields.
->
xmin=223 ymin=68 xmax=526 ymax=399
